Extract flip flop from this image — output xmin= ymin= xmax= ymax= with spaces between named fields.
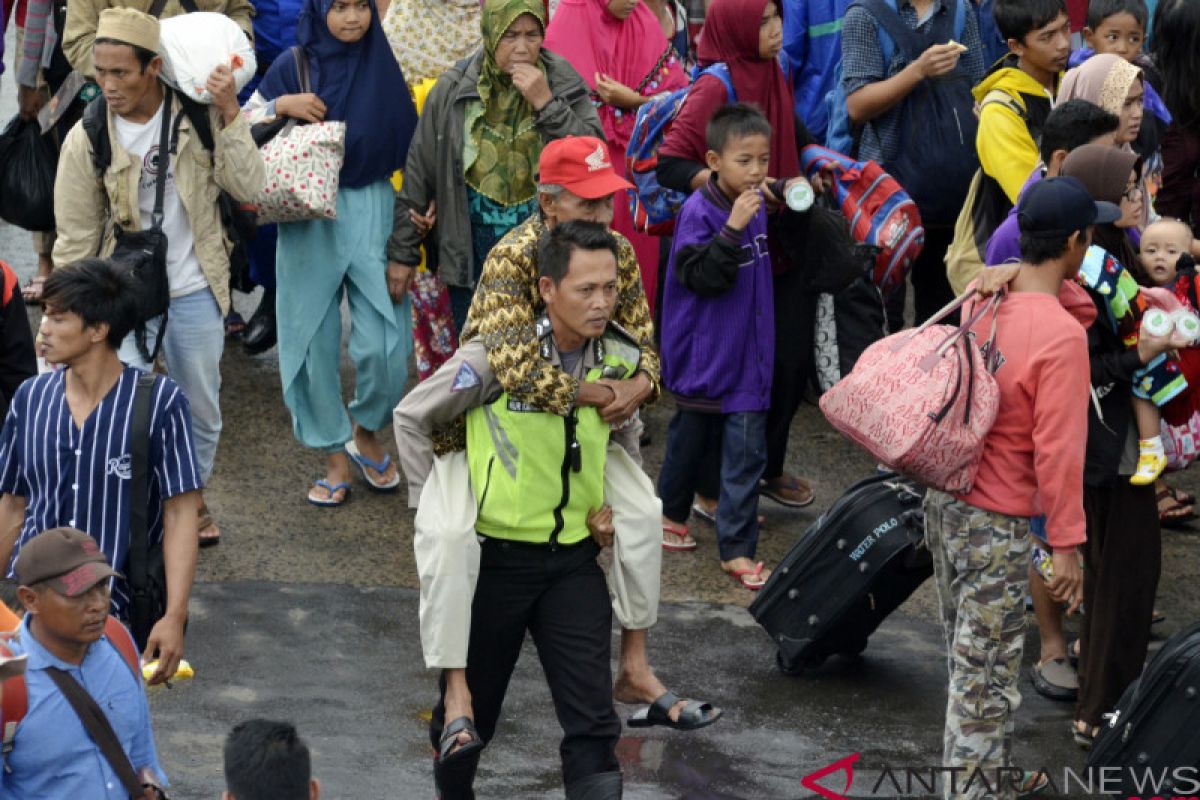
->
xmin=1170 ymin=486 xmax=1196 ymax=506
xmin=1018 ymin=771 xmax=1051 ymax=798
xmin=307 ymin=479 xmax=350 ymax=507
xmin=1156 ymin=488 xmax=1196 ymax=527
xmin=691 ymin=503 xmax=766 ymax=528
xmin=1030 ymin=658 xmax=1078 ymax=702
xmin=726 ymin=561 xmax=767 ymax=590
xmin=438 ymin=716 xmax=485 ymax=766
xmin=627 ymin=691 xmax=722 ymax=731
xmin=759 ymin=475 xmax=815 ymax=508
xmin=1152 ymin=610 xmax=1167 ymax=625
xmin=345 ymin=440 xmax=400 ymax=492
xmin=197 ymin=503 xmax=221 ymax=548
xmin=662 ymin=521 xmax=697 ymax=552
xmin=1071 ymin=720 xmax=1099 ymax=750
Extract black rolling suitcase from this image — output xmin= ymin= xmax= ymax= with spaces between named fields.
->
xmin=749 ymin=472 xmax=932 ymax=674
xmin=1087 ymin=624 xmax=1200 ymax=795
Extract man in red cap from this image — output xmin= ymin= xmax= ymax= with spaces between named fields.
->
xmin=463 ymin=135 xmax=659 ymax=444
xmin=396 ymin=137 xmax=718 ymax=739
xmin=4 ymin=527 xmax=168 ymax=798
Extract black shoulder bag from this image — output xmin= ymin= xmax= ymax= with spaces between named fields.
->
xmin=110 ymin=93 xmax=173 ymax=363
xmin=128 ymin=373 xmax=167 ymax=653
xmin=43 ymin=667 xmax=168 ymax=799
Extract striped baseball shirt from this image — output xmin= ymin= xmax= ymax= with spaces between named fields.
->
xmin=0 ymin=366 xmax=202 ymax=618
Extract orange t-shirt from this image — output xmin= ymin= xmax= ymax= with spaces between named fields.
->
xmin=959 ymin=284 xmax=1095 ymax=549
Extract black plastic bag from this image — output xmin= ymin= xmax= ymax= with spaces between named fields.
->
xmin=0 ymin=115 xmax=58 ymax=232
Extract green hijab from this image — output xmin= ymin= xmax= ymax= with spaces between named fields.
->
xmin=465 ymin=0 xmax=547 ymax=206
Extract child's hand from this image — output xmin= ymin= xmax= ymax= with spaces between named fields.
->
xmin=728 ymin=189 xmax=762 ymax=231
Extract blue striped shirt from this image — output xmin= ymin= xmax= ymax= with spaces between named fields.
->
xmin=0 ymin=367 xmax=202 ymax=618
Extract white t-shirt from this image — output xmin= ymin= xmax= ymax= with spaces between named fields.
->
xmin=113 ymin=101 xmax=209 ymax=299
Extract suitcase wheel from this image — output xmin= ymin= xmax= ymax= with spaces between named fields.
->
xmin=776 ymin=649 xmax=827 ymax=675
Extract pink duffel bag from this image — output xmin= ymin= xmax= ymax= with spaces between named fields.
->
xmin=818 ymin=292 xmax=1002 ymax=493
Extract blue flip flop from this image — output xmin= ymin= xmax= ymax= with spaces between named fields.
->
xmin=308 ymin=479 xmax=350 ymax=507
xmin=345 ymin=441 xmax=401 ymax=492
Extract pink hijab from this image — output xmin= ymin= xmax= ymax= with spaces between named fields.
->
xmin=545 ymin=0 xmax=687 ymax=148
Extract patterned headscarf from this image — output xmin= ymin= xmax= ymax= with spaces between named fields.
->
xmin=382 ymin=0 xmax=481 ymax=89
xmin=1058 ymin=53 xmax=1142 ymax=118
xmin=465 ymin=0 xmax=548 ymax=206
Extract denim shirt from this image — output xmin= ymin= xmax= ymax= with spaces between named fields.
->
xmin=0 ymin=615 xmax=166 ymax=799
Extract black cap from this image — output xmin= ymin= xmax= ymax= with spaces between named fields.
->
xmin=1017 ymin=176 xmax=1121 ymax=239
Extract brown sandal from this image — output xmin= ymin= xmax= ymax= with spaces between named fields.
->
xmin=198 ymin=503 xmax=221 ymax=548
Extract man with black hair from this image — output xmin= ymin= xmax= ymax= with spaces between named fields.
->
xmin=946 ymin=0 xmax=1073 ymax=293
xmin=223 ymin=719 xmax=320 ymax=800
xmin=52 ymin=7 xmax=264 ymax=548
xmin=0 ymin=258 xmax=202 ymax=685
xmin=399 ymin=221 xmax=630 ymax=800
xmin=985 ymin=98 xmax=1120 ymax=266
xmin=925 ymin=177 xmax=1105 ymax=799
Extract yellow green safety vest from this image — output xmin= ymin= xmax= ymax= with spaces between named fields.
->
xmin=466 ymin=325 xmax=641 ymax=545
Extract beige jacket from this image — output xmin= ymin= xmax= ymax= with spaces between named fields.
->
xmin=52 ymin=91 xmax=265 ymax=315
xmin=64 ymin=0 xmax=255 ymax=79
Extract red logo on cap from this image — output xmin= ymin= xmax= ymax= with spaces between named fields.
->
xmin=60 ymin=564 xmax=99 ymax=596
xmin=80 ymin=539 xmax=100 ymax=555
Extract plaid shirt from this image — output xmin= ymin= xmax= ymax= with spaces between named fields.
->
xmin=841 ymin=0 xmax=986 ymax=164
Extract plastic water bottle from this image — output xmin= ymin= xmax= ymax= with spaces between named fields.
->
xmin=786 ymin=180 xmax=814 ymax=213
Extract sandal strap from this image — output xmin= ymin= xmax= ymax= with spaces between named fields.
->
xmin=314 ymin=479 xmax=350 ymax=497
xmin=350 ymin=448 xmax=392 ymax=475
xmin=649 ymin=691 xmax=680 ymax=721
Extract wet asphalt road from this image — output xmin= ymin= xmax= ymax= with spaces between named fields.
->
xmin=4 ymin=46 xmax=1200 ymax=798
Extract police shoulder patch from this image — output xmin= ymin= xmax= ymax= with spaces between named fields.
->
xmin=451 ymin=361 xmax=482 ymax=392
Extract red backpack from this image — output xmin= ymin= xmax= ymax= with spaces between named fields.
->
xmin=0 ymin=616 xmax=140 ymax=770
xmin=800 ymin=144 xmax=925 ymax=298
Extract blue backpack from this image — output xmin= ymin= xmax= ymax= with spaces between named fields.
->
xmin=626 ymin=64 xmax=735 ymax=236
xmin=823 ymin=0 xmax=978 ymax=225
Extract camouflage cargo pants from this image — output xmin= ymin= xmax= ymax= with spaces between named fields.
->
xmin=923 ymin=490 xmax=1031 ymax=800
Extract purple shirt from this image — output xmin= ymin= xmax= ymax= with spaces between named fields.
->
xmin=660 ymin=182 xmax=775 ymax=413
xmin=986 ymin=168 xmax=1042 ymax=266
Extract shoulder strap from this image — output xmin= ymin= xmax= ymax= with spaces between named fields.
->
xmin=44 ymin=668 xmax=144 ymax=797
xmin=697 ymin=63 xmax=735 ymax=104
xmin=953 ymin=0 xmax=967 ymax=40
xmin=176 ymin=0 xmax=199 ymax=11
xmin=127 ymin=373 xmax=156 ymax=651
xmin=147 ymin=0 xmax=168 ymax=17
xmin=104 ymin=617 xmax=141 ymax=678
xmin=82 ymin=95 xmax=112 ymax=179
xmin=981 ymin=87 xmax=1025 ymax=118
xmin=173 ymin=91 xmax=214 ymax=153
xmin=293 ymin=46 xmax=312 ymax=94
xmin=856 ymin=0 xmax=923 ymax=64
xmin=149 ymin=93 xmax=172 ymax=231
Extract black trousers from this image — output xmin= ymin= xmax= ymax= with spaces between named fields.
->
xmin=1077 ymin=482 xmax=1162 ymax=726
xmin=430 ymin=537 xmax=620 ymax=799
xmin=765 ymin=266 xmax=820 ymax=480
xmin=885 ymin=224 xmax=957 ymax=331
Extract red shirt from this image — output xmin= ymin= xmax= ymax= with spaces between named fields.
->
xmin=959 ymin=284 xmax=1095 ymax=549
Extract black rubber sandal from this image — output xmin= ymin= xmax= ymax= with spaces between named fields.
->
xmin=438 ymin=716 xmax=484 ymax=766
xmin=627 ymin=691 xmax=723 ymax=731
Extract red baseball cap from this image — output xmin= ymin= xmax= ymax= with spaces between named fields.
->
xmin=538 ymin=136 xmax=633 ymax=200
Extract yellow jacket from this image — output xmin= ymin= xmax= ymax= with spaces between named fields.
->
xmin=973 ymin=63 xmax=1057 ymax=204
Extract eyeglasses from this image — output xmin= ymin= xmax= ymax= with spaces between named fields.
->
xmin=1123 ymin=184 xmax=1141 ymax=203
